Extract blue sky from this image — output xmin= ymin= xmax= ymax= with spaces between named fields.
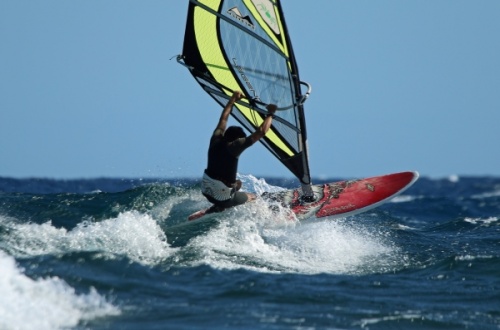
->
xmin=1 ymin=1 xmax=499 ymax=180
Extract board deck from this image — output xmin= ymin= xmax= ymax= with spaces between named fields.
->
xmin=188 ymin=171 xmax=419 ymax=222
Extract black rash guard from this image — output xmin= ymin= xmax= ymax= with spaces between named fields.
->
xmin=205 ymin=128 xmax=253 ymax=186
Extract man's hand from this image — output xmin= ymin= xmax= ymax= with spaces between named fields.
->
xmin=266 ymin=104 xmax=277 ymax=115
xmin=231 ymin=91 xmax=244 ymax=102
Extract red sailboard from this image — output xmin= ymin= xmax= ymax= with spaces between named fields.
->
xmin=188 ymin=171 xmax=419 ymax=222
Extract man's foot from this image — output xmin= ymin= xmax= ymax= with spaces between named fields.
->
xmin=206 ymin=205 xmax=226 ymax=214
xmin=300 ymin=194 xmax=317 ymax=204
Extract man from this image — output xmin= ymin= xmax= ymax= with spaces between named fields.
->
xmin=201 ymin=90 xmax=277 ymax=213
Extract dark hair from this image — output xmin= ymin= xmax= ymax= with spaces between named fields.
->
xmin=224 ymin=126 xmax=246 ymax=142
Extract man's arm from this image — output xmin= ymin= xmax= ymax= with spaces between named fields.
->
xmin=250 ymin=104 xmax=277 ymax=143
xmin=215 ymin=91 xmax=243 ymax=132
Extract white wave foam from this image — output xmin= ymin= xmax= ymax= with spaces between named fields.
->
xmin=238 ymin=173 xmax=286 ymax=195
xmin=0 ymin=251 xmax=119 ymax=330
xmin=151 ymin=187 xmax=207 ymax=222
xmin=2 ymin=211 xmax=174 ymax=265
xmin=455 ymin=254 xmax=494 ymax=261
xmin=390 ymin=195 xmax=417 ymax=203
xmin=356 ymin=311 xmax=424 ymax=328
xmin=186 ymin=200 xmax=401 ymax=275
xmin=471 ymin=190 xmax=500 ymax=199
xmin=464 ymin=216 xmax=498 ymax=226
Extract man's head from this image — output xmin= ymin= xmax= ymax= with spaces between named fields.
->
xmin=224 ymin=126 xmax=246 ymax=142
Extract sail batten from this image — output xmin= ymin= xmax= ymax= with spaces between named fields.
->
xmin=179 ymin=0 xmax=312 ymax=186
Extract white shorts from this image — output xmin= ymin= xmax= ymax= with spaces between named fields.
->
xmin=201 ymin=172 xmax=234 ymax=201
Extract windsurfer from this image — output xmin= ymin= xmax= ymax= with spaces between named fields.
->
xmin=201 ymin=90 xmax=277 ymax=213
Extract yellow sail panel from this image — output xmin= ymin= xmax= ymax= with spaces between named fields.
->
xmin=193 ymin=4 xmax=236 ymax=98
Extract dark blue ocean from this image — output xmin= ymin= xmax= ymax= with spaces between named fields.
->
xmin=1 ymin=174 xmax=499 ymax=329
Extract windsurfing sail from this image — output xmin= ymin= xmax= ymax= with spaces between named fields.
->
xmin=178 ymin=0 xmax=313 ymax=193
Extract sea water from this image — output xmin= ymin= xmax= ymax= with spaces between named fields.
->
xmin=0 ymin=174 xmax=499 ymax=329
